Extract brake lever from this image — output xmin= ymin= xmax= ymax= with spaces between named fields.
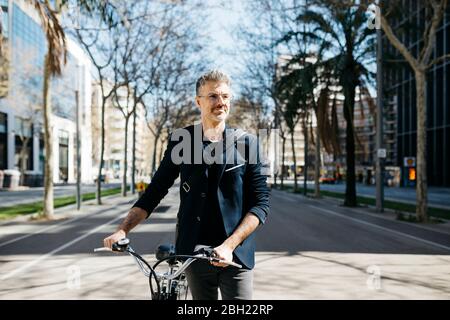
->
xmin=193 ymin=245 xmax=242 ymax=268
xmin=209 ymin=257 xmax=242 ymax=268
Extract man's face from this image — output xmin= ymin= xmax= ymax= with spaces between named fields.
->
xmin=195 ymin=81 xmax=232 ymax=123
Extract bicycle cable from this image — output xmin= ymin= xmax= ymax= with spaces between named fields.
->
xmin=127 ymin=250 xmax=160 ymax=296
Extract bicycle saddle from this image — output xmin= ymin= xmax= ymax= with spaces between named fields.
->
xmin=155 ymin=243 xmax=176 ymax=262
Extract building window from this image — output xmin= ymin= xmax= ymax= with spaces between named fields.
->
xmin=1 ymin=4 xmax=9 ymax=38
xmin=14 ymin=117 xmax=33 ymax=171
xmin=436 ymin=66 xmax=443 ymax=127
xmin=0 ymin=112 xmax=7 ymax=169
xmin=59 ymin=129 xmax=69 ymax=182
xmin=39 ymin=133 xmax=44 ymax=173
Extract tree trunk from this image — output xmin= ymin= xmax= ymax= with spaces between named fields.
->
xmin=314 ymin=123 xmax=321 ymax=198
xmin=151 ymin=131 xmax=160 ymax=177
xmin=343 ymin=84 xmax=357 ymax=207
xmin=122 ymin=116 xmax=129 ymax=197
xmin=19 ymin=136 xmax=29 ymax=186
xmin=290 ymin=130 xmax=298 ymax=192
xmin=281 ymin=136 xmax=286 ymax=189
xmin=415 ymin=70 xmax=428 ymax=222
xmin=43 ymin=54 xmax=54 ymax=219
xmin=303 ymin=118 xmax=308 ymax=196
xmin=159 ymin=138 xmax=165 ymax=164
xmin=96 ymin=99 xmax=106 ymax=205
xmin=131 ymin=107 xmax=136 ymax=194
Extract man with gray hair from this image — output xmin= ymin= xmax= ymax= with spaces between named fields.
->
xmin=103 ymin=69 xmax=270 ymax=300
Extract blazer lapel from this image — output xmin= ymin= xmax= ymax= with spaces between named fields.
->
xmin=217 ymin=127 xmax=247 ymax=182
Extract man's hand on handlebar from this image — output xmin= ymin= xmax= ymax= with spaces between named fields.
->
xmin=211 ymin=243 xmax=234 ymax=268
xmin=104 ymin=230 xmax=127 ymax=250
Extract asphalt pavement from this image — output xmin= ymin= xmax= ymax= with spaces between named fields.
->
xmin=0 ymin=187 xmax=449 ymax=299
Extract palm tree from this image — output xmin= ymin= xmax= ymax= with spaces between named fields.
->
xmin=276 ymin=57 xmax=315 ymax=193
xmin=297 ymin=0 xmax=376 ymax=206
xmin=30 ymin=0 xmax=113 ymax=217
xmin=30 ymin=0 xmax=67 ymax=219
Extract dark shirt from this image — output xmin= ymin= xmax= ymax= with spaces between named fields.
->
xmin=197 ymin=140 xmax=227 ymax=247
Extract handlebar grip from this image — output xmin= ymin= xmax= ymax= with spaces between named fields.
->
xmin=112 ymin=238 xmax=130 ymax=252
xmin=94 ymin=247 xmax=112 ymax=252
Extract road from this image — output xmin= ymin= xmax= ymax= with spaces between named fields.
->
xmin=0 ymin=186 xmax=449 ymax=299
xmin=279 ymin=179 xmax=450 ymax=209
xmin=0 ymin=183 xmax=121 ymax=207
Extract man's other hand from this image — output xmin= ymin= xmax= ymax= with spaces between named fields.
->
xmin=103 ymin=230 xmax=127 ymax=250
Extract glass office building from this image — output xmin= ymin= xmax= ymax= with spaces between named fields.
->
xmin=0 ymin=0 xmax=92 ymax=184
xmin=383 ymin=2 xmax=450 ymax=187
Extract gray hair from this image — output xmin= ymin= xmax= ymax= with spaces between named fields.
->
xmin=196 ymin=69 xmax=231 ymax=96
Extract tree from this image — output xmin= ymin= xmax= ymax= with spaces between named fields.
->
xmin=71 ymin=2 xmax=124 ymax=204
xmin=0 ymin=1 xmax=117 ymax=215
xmin=377 ymin=0 xmax=449 ymax=221
xmin=276 ymin=55 xmax=316 ymax=192
xmin=298 ymin=0 xmax=376 ymax=206
xmin=28 ymin=0 xmax=67 ymax=219
xmin=138 ymin=4 xmax=207 ymax=174
xmin=108 ymin=0 xmax=153 ymax=197
xmin=237 ymin=0 xmax=289 ymax=187
xmin=276 ymin=18 xmax=325 ymax=197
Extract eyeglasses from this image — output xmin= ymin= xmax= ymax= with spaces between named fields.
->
xmin=197 ymin=93 xmax=233 ymax=104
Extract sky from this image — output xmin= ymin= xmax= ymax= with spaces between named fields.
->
xmin=201 ymin=0 xmax=377 ymax=98
xmin=201 ymin=0 xmax=248 ymax=86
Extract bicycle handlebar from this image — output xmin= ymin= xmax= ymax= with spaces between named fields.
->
xmin=94 ymin=238 xmax=243 ymax=300
xmin=93 ymin=239 xmax=242 ymax=275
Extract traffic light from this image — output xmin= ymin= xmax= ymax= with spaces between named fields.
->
xmin=408 ymin=168 xmax=416 ymax=181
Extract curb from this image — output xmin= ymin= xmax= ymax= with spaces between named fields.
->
xmin=0 ymin=193 xmax=138 ymax=225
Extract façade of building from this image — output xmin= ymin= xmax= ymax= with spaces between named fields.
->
xmin=0 ymin=0 xmax=93 ymax=185
xmin=382 ymin=2 xmax=450 ymax=187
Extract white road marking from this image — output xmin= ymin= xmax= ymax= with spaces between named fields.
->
xmin=0 ymin=213 xmax=126 ymax=281
xmin=308 ymin=204 xmax=450 ymax=252
xmin=0 ymin=214 xmax=96 ymax=249
xmin=0 ymin=199 xmax=131 ymax=248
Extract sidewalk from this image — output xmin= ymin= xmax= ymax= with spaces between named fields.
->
xmin=0 ymin=192 xmax=138 ymax=226
xmin=0 ymin=183 xmax=121 ymax=207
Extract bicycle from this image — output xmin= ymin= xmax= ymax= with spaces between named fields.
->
xmin=94 ymin=238 xmax=242 ymax=300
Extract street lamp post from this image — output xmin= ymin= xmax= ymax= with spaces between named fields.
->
xmin=303 ymin=111 xmax=309 ymax=196
xmin=375 ymin=9 xmax=385 ymax=213
xmin=75 ymin=65 xmax=81 ymax=210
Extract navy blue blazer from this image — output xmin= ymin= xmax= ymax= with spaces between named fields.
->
xmin=133 ymin=124 xmax=270 ymax=269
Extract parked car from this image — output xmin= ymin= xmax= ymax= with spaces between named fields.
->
xmin=319 ymin=176 xmax=336 ymax=184
xmin=93 ymin=174 xmax=106 ymax=183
